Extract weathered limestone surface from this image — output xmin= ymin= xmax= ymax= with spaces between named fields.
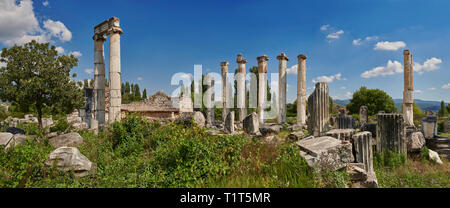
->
xmin=353 ymin=132 xmax=374 ymax=174
xmin=277 ymin=53 xmax=289 ymax=124
xmin=297 ymin=54 xmax=307 ymax=126
xmin=359 ymin=106 xmax=368 ymax=127
xmin=236 ymin=54 xmax=247 ymax=122
xmin=93 ymin=34 xmax=107 ymax=126
xmin=428 ymin=149 xmax=443 ymax=164
xmin=243 ymin=112 xmax=259 ymax=134
xmin=257 ymin=56 xmax=269 ymax=124
xmin=45 ymin=147 xmax=96 ymax=177
xmin=6 ymin=134 xmax=35 ymax=149
xmin=204 ymin=74 xmax=215 ymax=127
xmin=108 ymin=28 xmax=122 ymax=123
xmin=421 ymin=116 xmax=437 ymax=139
xmin=403 ymin=50 xmax=414 ymax=127
xmin=82 ymin=88 xmax=94 ymax=127
xmin=225 ymin=111 xmax=235 ymax=134
xmin=376 ymin=113 xmax=407 ymax=154
xmin=307 ymin=82 xmax=330 ymax=136
xmin=361 ymin=123 xmax=377 ymax=138
xmin=336 ymin=114 xmax=356 ymax=129
xmin=297 ymin=136 xmax=354 ymax=172
xmin=0 ymin=132 xmax=14 ymax=148
xmin=406 ymin=131 xmax=425 ymax=152
xmin=49 ymin=132 xmax=84 ymax=149
xmin=326 ymin=129 xmax=355 ymax=141
xmin=288 ymin=131 xmax=305 ymax=142
xmin=221 ymin=62 xmax=229 ymax=123
xmin=259 ymin=124 xmax=282 ymax=137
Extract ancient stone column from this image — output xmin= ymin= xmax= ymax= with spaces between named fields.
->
xmin=307 ymin=82 xmax=330 ymax=136
xmin=225 ymin=111 xmax=235 ymax=134
xmin=221 ymin=62 xmax=229 ymax=123
xmin=353 ymin=131 xmax=374 ymax=174
xmin=376 ymin=113 xmax=407 ymax=154
xmin=257 ymin=55 xmax=269 ymax=124
xmin=93 ymin=34 xmax=107 ymax=126
xmin=359 ymin=106 xmax=368 ymax=127
xmin=403 ymin=50 xmax=414 ymax=127
xmin=107 ymin=17 xmax=123 ymax=123
xmin=277 ymin=53 xmax=289 ymax=124
xmin=204 ymin=74 xmax=215 ymax=127
xmin=236 ymin=54 xmax=247 ymax=122
xmin=297 ymin=54 xmax=307 ymax=126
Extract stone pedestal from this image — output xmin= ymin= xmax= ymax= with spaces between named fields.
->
xmin=225 ymin=111 xmax=235 ymax=134
xmin=257 ymin=55 xmax=269 ymax=124
xmin=277 ymin=53 xmax=289 ymax=124
xmin=297 ymin=54 xmax=307 ymax=126
xmin=93 ymin=34 xmax=106 ymax=125
xmin=221 ymin=62 xmax=229 ymax=123
xmin=236 ymin=54 xmax=247 ymax=122
xmin=403 ymin=50 xmax=414 ymax=127
xmin=353 ymin=131 xmax=374 ymax=174
xmin=421 ymin=116 xmax=437 ymax=139
xmin=376 ymin=113 xmax=407 ymax=154
xmin=307 ymin=82 xmax=330 ymax=136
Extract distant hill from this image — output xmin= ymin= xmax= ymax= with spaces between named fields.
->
xmin=333 ymin=99 xmax=448 ymax=112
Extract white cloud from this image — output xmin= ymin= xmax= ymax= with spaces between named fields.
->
xmin=327 ymin=30 xmax=344 ymax=39
xmin=287 ymin=65 xmax=298 ymax=75
xmin=345 ymin=92 xmax=352 ymax=98
xmin=43 ymin=19 xmax=72 ymax=42
xmin=413 ymin=57 xmax=442 ymax=74
xmin=313 ymin=73 xmax=346 ymax=83
xmin=365 ymin=36 xmax=378 ymax=41
xmin=374 ymin=41 xmax=406 ymax=51
xmin=137 ymin=77 xmax=143 ymax=81
xmin=55 ymin=46 xmax=65 ymax=54
xmin=43 ymin=1 xmax=49 ymax=7
xmin=428 ymin=88 xmax=436 ymax=91
xmin=443 ymin=83 xmax=450 ymax=89
xmin=0 ymin=0 xmax=72 ymax=46
xmin=85 ymin=69 xmax=93 ymax=75
xmin=69 ymin=51 xmax=82 ymax=57
xmin=415 ymin=90 xmax=423 ymax=94
xmin=320 ymin=24 xmax=330 ymax=31
xmin=353 ymin=39 xmax=362 ymax=46
xmin=361 ymin=60 xmax=403 ymax=78
xmin=340 ymin=86 xmax=347 ymax=90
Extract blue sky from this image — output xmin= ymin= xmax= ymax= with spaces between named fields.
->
xmin=1 ymin=0 xmax=449 ymax=102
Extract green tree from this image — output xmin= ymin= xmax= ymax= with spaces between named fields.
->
xmin=438 ymin=100 xmax=448 ymax=117
xmin=0 ymin=40 xmax=84 ymax=128
xmin=142 ymin=88 xmax=147 ymax=99
xmin=346 ymin=86 xmax=397 ymax=116
xmin=134 ymin=84 xmax=141 ymax=100
xmin=125 ymin=82 xmax=131 ymax=94
xmin=413 ymin=101 xmax=425 ymax=119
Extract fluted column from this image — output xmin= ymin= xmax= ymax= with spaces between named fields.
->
xmin=376 ymin=113 xmax=407 ymax=154
xmin=403 ymin=50 xmax=414 ymax=127
xmin=353 ymin=131 xmax=374 ymax=174
xmin=107 ymin=17 xmax=123 ymax=123
xmin=297 ymin=54 xmax=307 ymax=126
xmin=277 ymin=53 xmax=289 ymax=124
xmin=236 ymin=54 xmax=247 ymax=122
xmin=221 ymin=62 xmax=229 ymax=123
xmin=257 ymin=55 xmax=269 ymax=124
xmin=93 ymin=34 xmax=107 ymax=126
xmin=307 ymin=82 xmax=330 ymax=136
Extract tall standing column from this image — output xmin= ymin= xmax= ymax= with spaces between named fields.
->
xmin=108 ymin=17 xmax=123 ymax=123
xmin=221 ymin=62 xmax=229 ymax=123
xmin=257 ymin=55 xmax=269 ymax=124
xmin=403 ymin=50 xmax=414 ymax=127
xmin=277 ymin=53 xmax=289 ymax=124
xmin=236 ymin=54 xmax=247 ymax=122
xmin=297 ymin=54 xmax=307 ymax=126
xmin=93 ymin=34 xmax=107 ymax=126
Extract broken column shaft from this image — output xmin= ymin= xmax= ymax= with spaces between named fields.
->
xmin=221 ymin=62 xmax=229 ymax=123
xmin=93 ymin=34 xmax=107 ymax=126
xmin=403 ymin=50 xmax=414 ymax=127
xmin=107 ymin=19 xmax=123 ymax=123
xmin=307 ymin=82 xmax=330 ymax=136
xmin=236 ymin=54 xmax=247 ymax=122
xmin=376 ymin=113 xmax=407 ymax=154
xmin=353 ymin=131 xmax=374 ymax=174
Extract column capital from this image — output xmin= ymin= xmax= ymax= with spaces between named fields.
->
xmin=298 ymin=54 xmax=307 ymax=60
xmin=221 ymin=62 xmax=229 ymax=67
xmin=257 ymin=55 xmax=269 ymax=63
xmin=108 ymin=27 xmax=123 ymax=35
xmin=237 ymin=54 xmax=248 ymax=64
xmin=93 ymin=34 xmax=107 ymax=41
xmin=403 ymin=50 xmax=411 ymax=55
xmin=277 ymin=52 xmax=289 ymax=61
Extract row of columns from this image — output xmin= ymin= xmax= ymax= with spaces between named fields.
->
xmin=219 ymin=53 xmax=307 ymax=126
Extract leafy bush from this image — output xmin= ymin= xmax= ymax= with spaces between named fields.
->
xmin=50 ymin=115 xmax=71 ymax=134
xmin=374 ymin=150 xmax=407 ymax=168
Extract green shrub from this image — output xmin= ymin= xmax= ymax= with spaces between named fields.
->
xmin=50 ymin=115 xmax=71 ymax=134
xmin=374 ymin=150 xmax=407 ymax=168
